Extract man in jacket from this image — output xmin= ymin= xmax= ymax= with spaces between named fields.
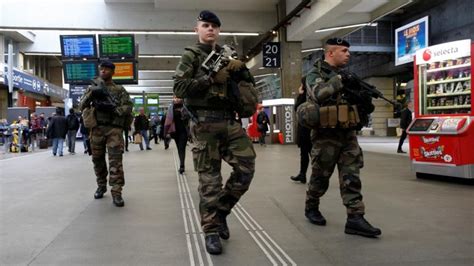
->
xmin=134 ymin=107 xmax=152 ymax=151
xmin=397 ymin=101 xmax=412 ymax=153
xmin=66 ymin=109 xmax=80 ymax=154
xmin=47 ymin=112 xmax=68 ymax=156
xmin=290 ymin=77 xmax=312 ymax=184
xmin=174 ymin=10 xmax=256 ymax=255
xmin=79 ymin=60 xmax=133 ymax=207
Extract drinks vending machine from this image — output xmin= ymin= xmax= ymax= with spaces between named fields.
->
xmin=408 ymin=39 xmax=473 ymax=179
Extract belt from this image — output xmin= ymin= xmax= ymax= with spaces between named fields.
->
xmin=195 ymin=109 xmax=233 ymax=122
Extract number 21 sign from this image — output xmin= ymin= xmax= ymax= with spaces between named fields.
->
xmin=262 ymin=42 xmax=281 ymax=68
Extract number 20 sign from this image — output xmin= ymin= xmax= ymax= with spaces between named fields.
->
xmin=262 ymin=42 xmax=281 ymax=68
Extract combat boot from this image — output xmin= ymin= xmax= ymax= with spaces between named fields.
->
xmin=217 ymin=212 xmax=230 ymax=240
xmin=205 ymin=234 xmax=222 ymax=255
xmin=305 ymin=209 xmax=327 ymax=225
xmin=290 ymin=174 xmax=307 ymax=184
xmin=345 ymin=214 xmax=381 ymax=237
xmin=94 ymin=186 xmax=107 ymax=199
xmin=113 ymin=194 xmax=125 ymax=207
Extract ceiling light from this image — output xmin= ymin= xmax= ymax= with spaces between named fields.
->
xmin=139 ymin=55 xmax=181 ymax=58
xmin=254 ymin=73 xmax=278 ymax=78
xmin=0 ymin=28 xmax=259 ymax=36
xmin=301 ymin=47 xmax=323 ymax=53
xmin=23 ymin=52 xmax=61 ymax=56
xmin=139 ymin=70 xmax=175 ymax=73
xmin=315 ymin=23 xmax=378 ymax=33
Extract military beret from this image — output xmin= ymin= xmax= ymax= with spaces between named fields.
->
xmin=99 ymin=60 xmax=115 ymax=70
xmin=197 ymin=10 xmax=221 ymax=27
xmin=325 ymin=38 xmax=350 ymax=47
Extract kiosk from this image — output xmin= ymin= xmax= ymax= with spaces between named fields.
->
xmin=408 ymin=39 xmax=473 ymax=179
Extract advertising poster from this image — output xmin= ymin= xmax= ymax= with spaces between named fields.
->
xmin=395 ymin=16 xmax=429 ymax=66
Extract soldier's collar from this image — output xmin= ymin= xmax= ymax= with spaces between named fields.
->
xmin=196 ymin=43 xmax=222 ymax=54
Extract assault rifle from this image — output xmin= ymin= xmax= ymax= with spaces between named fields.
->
xmin=339 ymin=70 xmax=399 ymax=107
xmin=201 ymin=45 xmax=238 ymax=78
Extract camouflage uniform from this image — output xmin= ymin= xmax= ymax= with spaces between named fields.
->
xmin=174 ymin=43 xmax=256 ymax=234
xmin=305 ymin=59 xmax=365 ymax=215
xmin=79 ymin=80 xmax=133 ymax=196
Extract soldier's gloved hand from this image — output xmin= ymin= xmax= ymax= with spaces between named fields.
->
xmin=91 ymin=87 xmax=107 ymax=98
xmin=212 ymin=68 xmax=230 ymax=84
xmin=227 ymin=59 xmax=246 ymax=72
xmin=328 ymin=74 xmax=344 ymax=93
xmin=196 ymin=76 xmax=211 ymax=88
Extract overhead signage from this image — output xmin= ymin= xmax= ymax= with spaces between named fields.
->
xmin=395 ymin=16 xmax=429 ymax=66
xmin=415 ymin=39 xmax=471 ymax=65
xmin=99 ymin=35 xmax=135 ymax=58
xmin=4 ymin=65 xmax=68 ymax=99
xmin=262 ymin=42 xmax=281 ymax=68
xmin=63 ymin=61 xmax=98 ymax=85
xmin=60 ymin=35 xmax=97 ymax=59
xmin=112 ymin=61 xmax=137 ymax=84
xmin=69 ymin=84 xmax=89 ymax=106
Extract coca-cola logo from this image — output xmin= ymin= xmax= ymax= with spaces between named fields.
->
xmin=423 ymin=49 xmax=431 ymax=61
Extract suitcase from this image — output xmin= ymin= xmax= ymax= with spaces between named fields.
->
xmin=39 ymin=139 xmax=49 ymax=149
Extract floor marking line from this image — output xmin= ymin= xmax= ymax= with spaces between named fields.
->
xmin=174 ymin=150 xmax=211 ymax=266
xmin=174 ymin=151 xmax=195 ymax=266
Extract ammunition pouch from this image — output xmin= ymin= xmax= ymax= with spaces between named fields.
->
xmin=296 ymin=101 xmax=320 ymax=129
xmin=318 ymin=104 xmax=361 ymax=129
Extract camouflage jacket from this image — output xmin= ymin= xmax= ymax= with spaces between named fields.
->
xmin=305 ymin=59 xmax=344 ymax=107
xmin=79 ymin=78 xmax=133 ymax=128
xmin=173 ymin=43 xmax=232 ymax=110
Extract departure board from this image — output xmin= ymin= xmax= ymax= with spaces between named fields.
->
xmin=60 ymin=35 xmax=97 ymax=59
xmin=111 ymin=61 xmax=138 ymax=84
xmin=99 ymin=35 xmax=135 ymax=58
xmin=63 ymin=61 xmax=98 ymax=84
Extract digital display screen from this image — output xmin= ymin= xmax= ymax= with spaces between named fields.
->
xmin=148 ymin=98 xmax=158 ymax=104
xmin=134 ymin=98 xmax=144 ymax=104
xmin=60 ymin=35 xmax=97 ymax=59
xmin=63 ymin=61 xmax=98 ymax=84
xmin=409 ymin=119 xmax=434 ymax=132
xmin=111 ymin=61 xmax=137 ymax=84
xmin=99 ymin=35 xmax=135 ymax=58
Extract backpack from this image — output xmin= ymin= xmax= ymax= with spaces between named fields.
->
xmin=236 ymin=80 xmax=259 ymax=118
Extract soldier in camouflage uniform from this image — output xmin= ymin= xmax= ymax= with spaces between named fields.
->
xmin=79 ymin=61 xmax=133 ymax=207
xmin=174 ymin=10 xmax=256 ymax=255
xmin=304 ymin=38 xmax=381 ymax=237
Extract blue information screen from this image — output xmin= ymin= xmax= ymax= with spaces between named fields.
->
xmin=63 ymin=61 xmax=98 ymax=84
xmin=60 ymin=35 xmax=97 ymax=58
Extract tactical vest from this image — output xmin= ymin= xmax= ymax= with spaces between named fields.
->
xmin=309 ymin=60 xmax=361 ymax=129
xmin=95 ymin=83 xmax=128 ymax=128
xmin=183 ymin=45 xmax=231 ymax=110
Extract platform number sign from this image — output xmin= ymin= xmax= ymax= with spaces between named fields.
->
xmin=263 ymin=42 xmax=281 ymax=68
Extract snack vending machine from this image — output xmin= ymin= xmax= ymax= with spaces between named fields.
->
xmin=408 ymin=39 xmax=474 ymax=179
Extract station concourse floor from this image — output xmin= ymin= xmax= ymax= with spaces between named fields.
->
xmin=0 ymin=138 xmax=473 ymax=266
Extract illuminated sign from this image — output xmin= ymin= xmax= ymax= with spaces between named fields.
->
xmin=395 ymin=16 xmax=429 ymax=66
xmin=60 ymin=35 xmax=97 ymax=59
xmin=99 ymin=35 xmax=135 ymax=58
xmin=111 ymin=61 xmax=138 ymax=84
xmin=63 ymin=61 xmax=98 ymax=85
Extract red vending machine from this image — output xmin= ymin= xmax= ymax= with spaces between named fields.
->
xmin=408 ymin=39 xmax=473 ymax=179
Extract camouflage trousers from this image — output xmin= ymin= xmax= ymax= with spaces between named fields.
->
xmin=306 ymin=129 xmax=365 ymax=214
xmin=90 ymin=125 xmax=125 ymax=196
xmin=190 ymin=120 xmax=256 ymax=234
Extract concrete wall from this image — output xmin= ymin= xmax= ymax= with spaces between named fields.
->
xmin=365 ymin=77 xmax=394 ymax=136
